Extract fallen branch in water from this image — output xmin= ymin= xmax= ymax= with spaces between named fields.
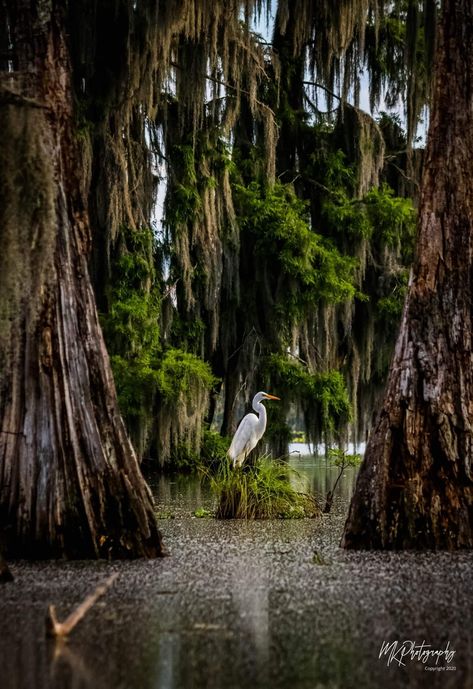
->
xmin=46 ymin=572 xmax=118 ymax=638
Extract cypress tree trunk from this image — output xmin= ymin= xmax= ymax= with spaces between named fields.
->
xmin=342 ymin=0 xmax=473 ymax=549
xmin=0 ymin=2 xmax=163 ymax=557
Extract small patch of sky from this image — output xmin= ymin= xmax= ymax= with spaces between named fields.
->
xmin=250 ymin=1 xmax=427 ymax=143
xmin=145 ymin=121 xmax=170 ymax=281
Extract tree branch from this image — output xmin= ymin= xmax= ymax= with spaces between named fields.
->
xmin=169 ymin=62 xmax=277 ymax=120
xmin=303 ymin=81 xmax=343 ymax=103
xmin=46 ymin=573 xmax=118 ymax=638
xmin=303 ymin=92 xmax=339 ymax=115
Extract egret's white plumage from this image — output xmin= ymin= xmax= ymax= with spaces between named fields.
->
xmin=227 ymin=391 xmax=280 ymax=468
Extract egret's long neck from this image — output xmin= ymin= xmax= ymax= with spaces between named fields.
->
xmin=253 ymin=399 xmax=267 ymax=435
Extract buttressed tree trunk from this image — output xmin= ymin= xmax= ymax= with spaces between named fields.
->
xmin=343 ymin=0 xmax=473 ymax=549
xmin=0 ymin=2 xmax=163 ymax=557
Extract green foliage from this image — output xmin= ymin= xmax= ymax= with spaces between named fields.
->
xmin=194 ymin=507 xmax=213 ymax=518
xmin=364 ymin=185 xmax=416 ymax=256
xmin=323 ymin=448 xmax=362 ymax=513
xmin=156 ymin=511 xmax=176 ymax=520
xmin=108 ymin=354 xmax=158 ymax=418
xmin=101 ymin=227 xmax=161 ymax=420
xmin=101 ymin=227 xmax=216 ymax=448
xmin=316 ymin=148 xmax=356 ymax=193
xmin=377 ymin=112 xmax=407 ymax=150
xmin=265 ymin=355 xmax=352 ymax=440
xmin=308 ymin=147 xmax=370 ymax=239
xmin=104 ymin=230 xmax=160 ymax=351
xmin=200 ymin=429 xmax=230 ymax=464
xmin=263 ymin=414 xmax=293 ymax=447
xmin=266 ymin=354 xmax=312 ymax=393
xmin=308 ymin=371 xmax=352 ymax=437
xmin=170 ymin=428 xmax=230 ymax=473
xmin=108 ymin=346 xmax=215 ymax=452
xmin=235 ymin=181 xmax=358 ymax=308
xmin=211 ymin=456 xmax=319 ymax=520
xmin=308 ymin=146 xmax=415 ymax=255
xmin=166 ymin=443 xmax=200 ymax=472
xmin=156 ymin=348 xmax=217 ymax=402
xmin=327 ymin=448 xmax=362 ymax=469
xmin=165 ymin=137 xmax=236 ymax=230
xmin=322 ymin=194 xmax=372 ymax=241
xmin=165 ymin=145 xmax=201 ymax=226
xmin=376 ymin=270 xmax=409 ymax=328
xmin=167 ymin=428 xmax=229 ymax=472
xmin=291 ymin=430 xmax=307 ymax=443
xmin=170 ymin=315 xmax=206 ymax=351
xmin=322 ymin=181 xmax=415 ymax=254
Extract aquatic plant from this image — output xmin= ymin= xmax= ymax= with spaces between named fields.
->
xmin=211 ymin=456 xmax=319 ymax=519
xmin=323 ymin=448 xmax=362 ymax=513
xmin=194 ymin=507 xmax=214 ymax=518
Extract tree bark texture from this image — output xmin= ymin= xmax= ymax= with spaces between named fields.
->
xmin=343 ymin=0 xmax=473 ymax=549
xmin=0 ymin=2 xmax=163 ymax=557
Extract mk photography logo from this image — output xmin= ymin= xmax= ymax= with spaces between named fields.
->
xmin=379 ymin=640 xmax=456 ymax=671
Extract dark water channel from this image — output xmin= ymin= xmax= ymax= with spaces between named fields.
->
xmin=1 ymin=454 xmax=472 ymax=689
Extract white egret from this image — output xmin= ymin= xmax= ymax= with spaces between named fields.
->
xmin=228 ymin=391 xmax=280 ymax=468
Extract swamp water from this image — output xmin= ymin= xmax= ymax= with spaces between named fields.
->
xmin=1 ymin=453 xmax=471 ymax=689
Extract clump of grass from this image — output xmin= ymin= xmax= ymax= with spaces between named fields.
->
xmin=210 ymin=455 xmax=319 ymax=519
xmin=194 ymin=507 xmax=214 ymax=518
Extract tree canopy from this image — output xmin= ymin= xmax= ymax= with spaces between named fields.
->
xmin=1 ymin=0 xmax=434 ymax=469
xmin=76 ymin=0 xmax=427 ymax=465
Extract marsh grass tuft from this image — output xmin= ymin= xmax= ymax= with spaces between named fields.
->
xmin=208 ymin=455 xmax=319 ymax=519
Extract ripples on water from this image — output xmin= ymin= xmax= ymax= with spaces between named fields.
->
xmin=2 ymin=450 xmax=472 ymax=689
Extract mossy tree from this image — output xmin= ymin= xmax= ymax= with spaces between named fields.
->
xmin=0 ymin=0 xmax=162 ymax=558
xmin=100 ymin=226 xmax=217 ymax=468
xmin=84 ymin=0 xmax=426 ymax=461
xmin=0 ymin=0 xmax=438 ymax=569
xmin=343 ymin=0 xmax=473 ymax=549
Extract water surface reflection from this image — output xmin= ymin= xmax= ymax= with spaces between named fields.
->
xmin=151 ymin=451 xmax=359 ymax=514
xmin=2 ymin=454 xmax=471 ymax=689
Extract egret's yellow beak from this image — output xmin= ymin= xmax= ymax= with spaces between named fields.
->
xmin=264 ymin=394 xmax=280 ymax=400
